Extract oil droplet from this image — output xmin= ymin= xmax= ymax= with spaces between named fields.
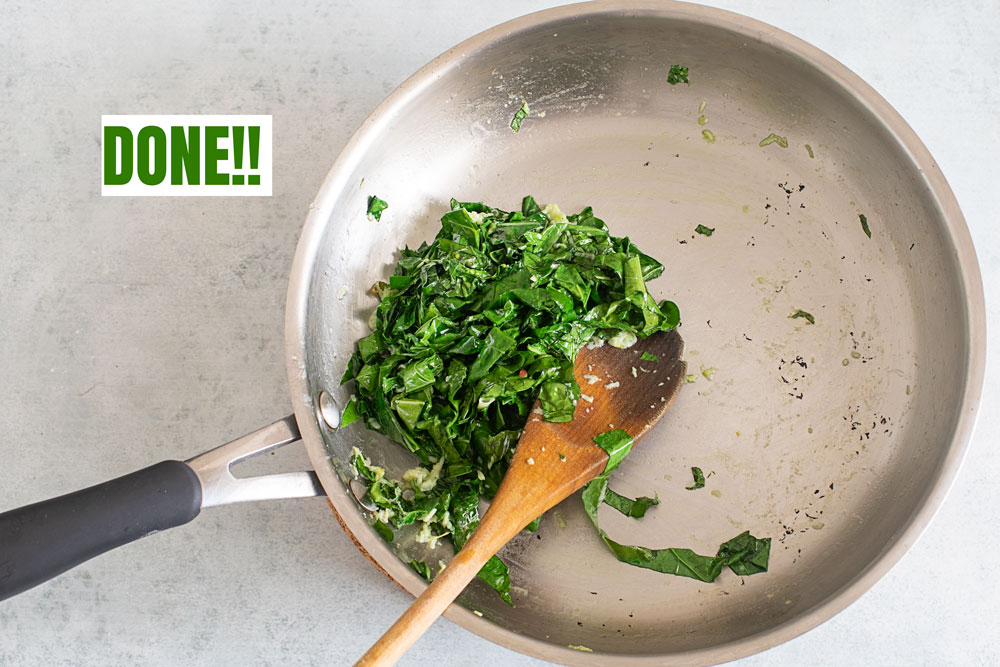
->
xmin=842 ymin=358 xmax=850 ymax=366
xmin=850 ymin=350 xmax=861 ymax=359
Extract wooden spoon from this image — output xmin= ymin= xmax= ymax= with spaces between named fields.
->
xmin=356 ymin=329 xmax=686 ymax=666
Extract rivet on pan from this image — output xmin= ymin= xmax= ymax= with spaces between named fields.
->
xmin=349 ymin=477 xmax=378 ymax=512
xmin=316 ymin=390 xmax=340 ymax=429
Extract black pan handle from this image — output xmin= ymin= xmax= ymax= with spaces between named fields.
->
xmin=0 ymin=460 xmax=202 ymax=602
xmin=0 ymin=416 xmax=323 ymax=602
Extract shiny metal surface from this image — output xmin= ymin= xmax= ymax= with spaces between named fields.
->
xmin=316 ymin=390 xmax=341 ymax=429
xmin=186 ymin=416 xmax=323 ymax=508
xmin=284 ymin=1 xmax=986 ymax=664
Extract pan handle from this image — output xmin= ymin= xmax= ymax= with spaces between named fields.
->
xmin=0 ymin=415 xmax=323 ymax=602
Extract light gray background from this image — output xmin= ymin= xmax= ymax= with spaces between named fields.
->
xmin=1 ymin=1 xmax=997 ymax=665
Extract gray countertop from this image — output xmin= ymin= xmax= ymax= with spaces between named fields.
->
xmin=1 ymin=1 xmax=997 ymax=665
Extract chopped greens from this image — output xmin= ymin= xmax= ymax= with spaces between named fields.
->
xmin=340 ymin=397 xmax=361 ymax=427
xmin=374 ymin=520 xmax=394 ymax=542
xmin=789 ymin=309 xmax=816 ymax=325
xmin=640 ymin=351 xmax=659 ymax=362
xmin=702 ymin=129 xmax=716 ymax=143
xmin=686 ymin=466 xmax=706 ymax=490
xmin=584 ymin=430 xmax=769 ymax=582
xmin=759 ymin=133 xmax=789 ymax=149
xmin=476 ymin=555 xmax=513 ymax=605
xmin=510 ymin=100 xmax=530 ymax=132
xmin=604 ymin=489 xmax=660 ymax=518
xmin=367 ymin=195 xmax=388 ymax=221
xmin=343 ymin=198 xmax=681 ymax=601
xmin=593 ymin=429 xmax=636 ymax=474
xmin=667 ymin=65 xmax=690 ymax=85
xmin=694 ymin=224 xmax=715 ymax=237
xmin=409 ymin=560 xmax=432 ymax=582
xmin=859 ymin=213 xmax=872 ymax=238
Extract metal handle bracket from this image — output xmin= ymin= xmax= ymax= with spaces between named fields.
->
xmin=186 ymin=415 xmax=325 ymax=507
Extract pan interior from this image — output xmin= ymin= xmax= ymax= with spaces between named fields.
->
xmin=299 ymin=8 xmax=972 ymax=659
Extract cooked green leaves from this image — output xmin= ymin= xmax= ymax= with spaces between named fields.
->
xmin=667 ymin=65 xmax=689 ymax=85
xmin=367 ymin=195 xmax=388 ymax=221
xmin=477 ymin=556 xmax=512 ymax=605
xmin=718 ymin=531 xmax=771 ymax=576
xmin=341 ymin=196 xmax=765 ymax=599
xmin=343 ymin=198 xmax=679 ymax=477
xmin=640 ymin=351 xmax=659 ymax=362
xmin=583 ymin=430 xmax=769 ymax=582
xmin=685 ymin=466 xmax=706 ymax=490
xmin=374 ymin=520 xmax=394 ymax=542
xmin=349 ymin=447 xmax=513 ymax=602
xmin=343 ymin=198 xmax=679 ymax=600
xmin=694 ymin=224 xmax=715 ymax=237
xmin=593 ymin=428 xmax=636 ymax=473
xmin=859 ymin=213 xmax=872 ymax=238
xmin=510 ymin=100 xmax=530 ymax=132
xmin=789 ymin=309 xmax=815 ymax=325
xmin=604 ymin=489 xmax=660 ymax=518
xmin=409 ymin=560 xmax=432 ymax=582
xmin=341 ymin=397 xmax=361 ymax=427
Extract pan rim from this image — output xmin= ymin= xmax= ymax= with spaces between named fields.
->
xmin=284 ymin=1 xmax=987 ymax=664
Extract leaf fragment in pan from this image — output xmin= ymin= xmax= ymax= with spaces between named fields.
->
xmin=367 ymin=195 xmax=388 ymax=220
xmin=510 ymin=100 xmax=530 ymax=132
xmin=685 ymin=466 xmax=706 ymax=490
xmin=789 ymin=309 xmax=816 ymax=325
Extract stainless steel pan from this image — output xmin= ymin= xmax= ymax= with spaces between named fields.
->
xmin=0 ymin=2 xmax=985 ymax=665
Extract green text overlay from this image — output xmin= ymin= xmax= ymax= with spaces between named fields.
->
xmin=101 ymin=115 xmax=272 ymax=196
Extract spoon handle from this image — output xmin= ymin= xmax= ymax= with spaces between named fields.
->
xmin=353 ymin=500 xmax=523 ymax=666
xmin=355 ymin=414 xmax=611 ymax=666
